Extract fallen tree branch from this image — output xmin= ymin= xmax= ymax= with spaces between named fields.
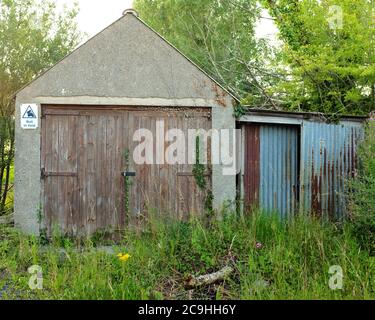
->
xmin=185 ymin=266 xmax=234 ymax=289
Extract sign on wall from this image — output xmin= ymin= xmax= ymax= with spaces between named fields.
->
xmin=20 ymin=104 xmax=38 ymax=129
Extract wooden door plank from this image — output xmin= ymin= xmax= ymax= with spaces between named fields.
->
xmin=114 ymin=114 xmax=124 ymax=229
xmin=95 ymin=115 xmax=107 ymax=231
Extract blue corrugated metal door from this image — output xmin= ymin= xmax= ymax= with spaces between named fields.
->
xmin=259 ymin=125 xmax=299 ymax=217
xmin=300 ymin=121 xmax=364 ymax=218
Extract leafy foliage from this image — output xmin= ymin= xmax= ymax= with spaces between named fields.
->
xmin=192 ymin=136 xmax=214 ymax=216
xmin=0 ymin=118 xmax=13 ymax=214
xmin=0 ymin=0 xmax=82 ymax=98
xmin=0 ymin=0 xmax=82 ymax=214
xmin=264 ymin=0 xmax=375 ymax=114
xmin=349 ymin=120 xmax=375 ymax=254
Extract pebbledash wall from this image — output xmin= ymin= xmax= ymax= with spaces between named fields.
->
xmin=14 ymin=11 xmax=237 ymax=235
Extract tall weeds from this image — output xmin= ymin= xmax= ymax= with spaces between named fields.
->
xmin=348 ymin=120 xmax=375 ymax=255
xmin=0 ymin=211 xmax=373 ymax=300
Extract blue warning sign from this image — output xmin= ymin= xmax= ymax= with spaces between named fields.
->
xmin=22 ymin=106 xmax=37 ymax=119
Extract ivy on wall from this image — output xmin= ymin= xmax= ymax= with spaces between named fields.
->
xmin=193 ymin=136 xmax=214 ymax=217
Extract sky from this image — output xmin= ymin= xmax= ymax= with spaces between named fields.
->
xmin=57 ymin=0 xmax=278 ymax=42
xmin=57 ymin=0 xmax=134 ymax=38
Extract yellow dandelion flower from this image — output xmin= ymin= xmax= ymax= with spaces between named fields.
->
xmin=119 ymin=253 xmax=131 ymax=262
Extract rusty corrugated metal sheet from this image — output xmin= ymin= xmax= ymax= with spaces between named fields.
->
xmin=244 ymin=124 xmax=260 ymax=209
xmin=259 ymin=125 xmax=299 ymax=218
xmin=300 ymin=121 xmax=364 ymax=219
xmin=243 ymin=124 xmax=299 ymax=217
xmin=243 ymin=118 xmax=365 ymax=219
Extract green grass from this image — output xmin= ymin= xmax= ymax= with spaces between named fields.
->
xmin=0 ymin=211 xmax=374 ymax=300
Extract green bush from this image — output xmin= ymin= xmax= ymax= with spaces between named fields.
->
xmin=349 ymin=120 xmax=375 ymax=255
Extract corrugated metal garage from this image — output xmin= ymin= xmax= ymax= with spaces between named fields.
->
xmin=239 ymin=109 xmax=366 ymax=219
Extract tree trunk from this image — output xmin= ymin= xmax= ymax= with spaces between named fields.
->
xmin=1 ymin=144 xmax=13 ymax=212
xmin=0 ymin=117 xmax=14 ymax=215
xmin=0 ymin=120 xmax=5 ymax=214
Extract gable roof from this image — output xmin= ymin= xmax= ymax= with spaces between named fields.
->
xmin=17 ymin=12 xmax=238 ymax=104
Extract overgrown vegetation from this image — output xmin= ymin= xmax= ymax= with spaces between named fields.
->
xmin=0 ymin=120 xmax=13 ymax=215
xmin=264 ymin=0 xmax=375 ymax=114
xmin=349 ymin=120 xmax=375 ymax=255
xmin=0 ymin=212 xmax=373 ymax=300
xmin=0 ymin=0 xmax=82 ymax=215
xmin=192 ymin=136 xmax=214 ymax=217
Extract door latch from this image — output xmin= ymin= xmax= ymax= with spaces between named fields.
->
xmin=122 ymin=172 xmax=136 ymax=177
xmin=41 ymin=167 xmax=46 ymax=179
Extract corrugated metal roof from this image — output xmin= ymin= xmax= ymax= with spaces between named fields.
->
xmin=240 ymin=108 xmax=368 ymax=123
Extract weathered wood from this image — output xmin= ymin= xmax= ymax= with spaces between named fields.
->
xmin=42 ymin=105 xmax=212 ymax=235
xmin=185 ymin=266 xmax=234 ymax=289
xmin=43 ymin=172 xmax=78 ymax=177
xmin=42 ymin=114 xmax=78 ymax=233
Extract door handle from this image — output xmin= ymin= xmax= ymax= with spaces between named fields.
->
xmin=122 ymin=172 xmax=136 ymax=177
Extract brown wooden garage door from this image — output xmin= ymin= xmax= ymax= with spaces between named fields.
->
xmin=41 ymin=105 xmax=211 ymax=236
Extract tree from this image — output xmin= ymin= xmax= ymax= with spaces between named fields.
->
xmin=134 ymin=0 xmax=280 ymax=107
xmin=0 ymin=0 xmax=82 ymax=214
xmin=264 ymin=0 xmax=375 ymax=115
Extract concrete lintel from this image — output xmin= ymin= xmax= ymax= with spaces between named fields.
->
xmin=26 ymin=96 xmax=218 ymax=108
